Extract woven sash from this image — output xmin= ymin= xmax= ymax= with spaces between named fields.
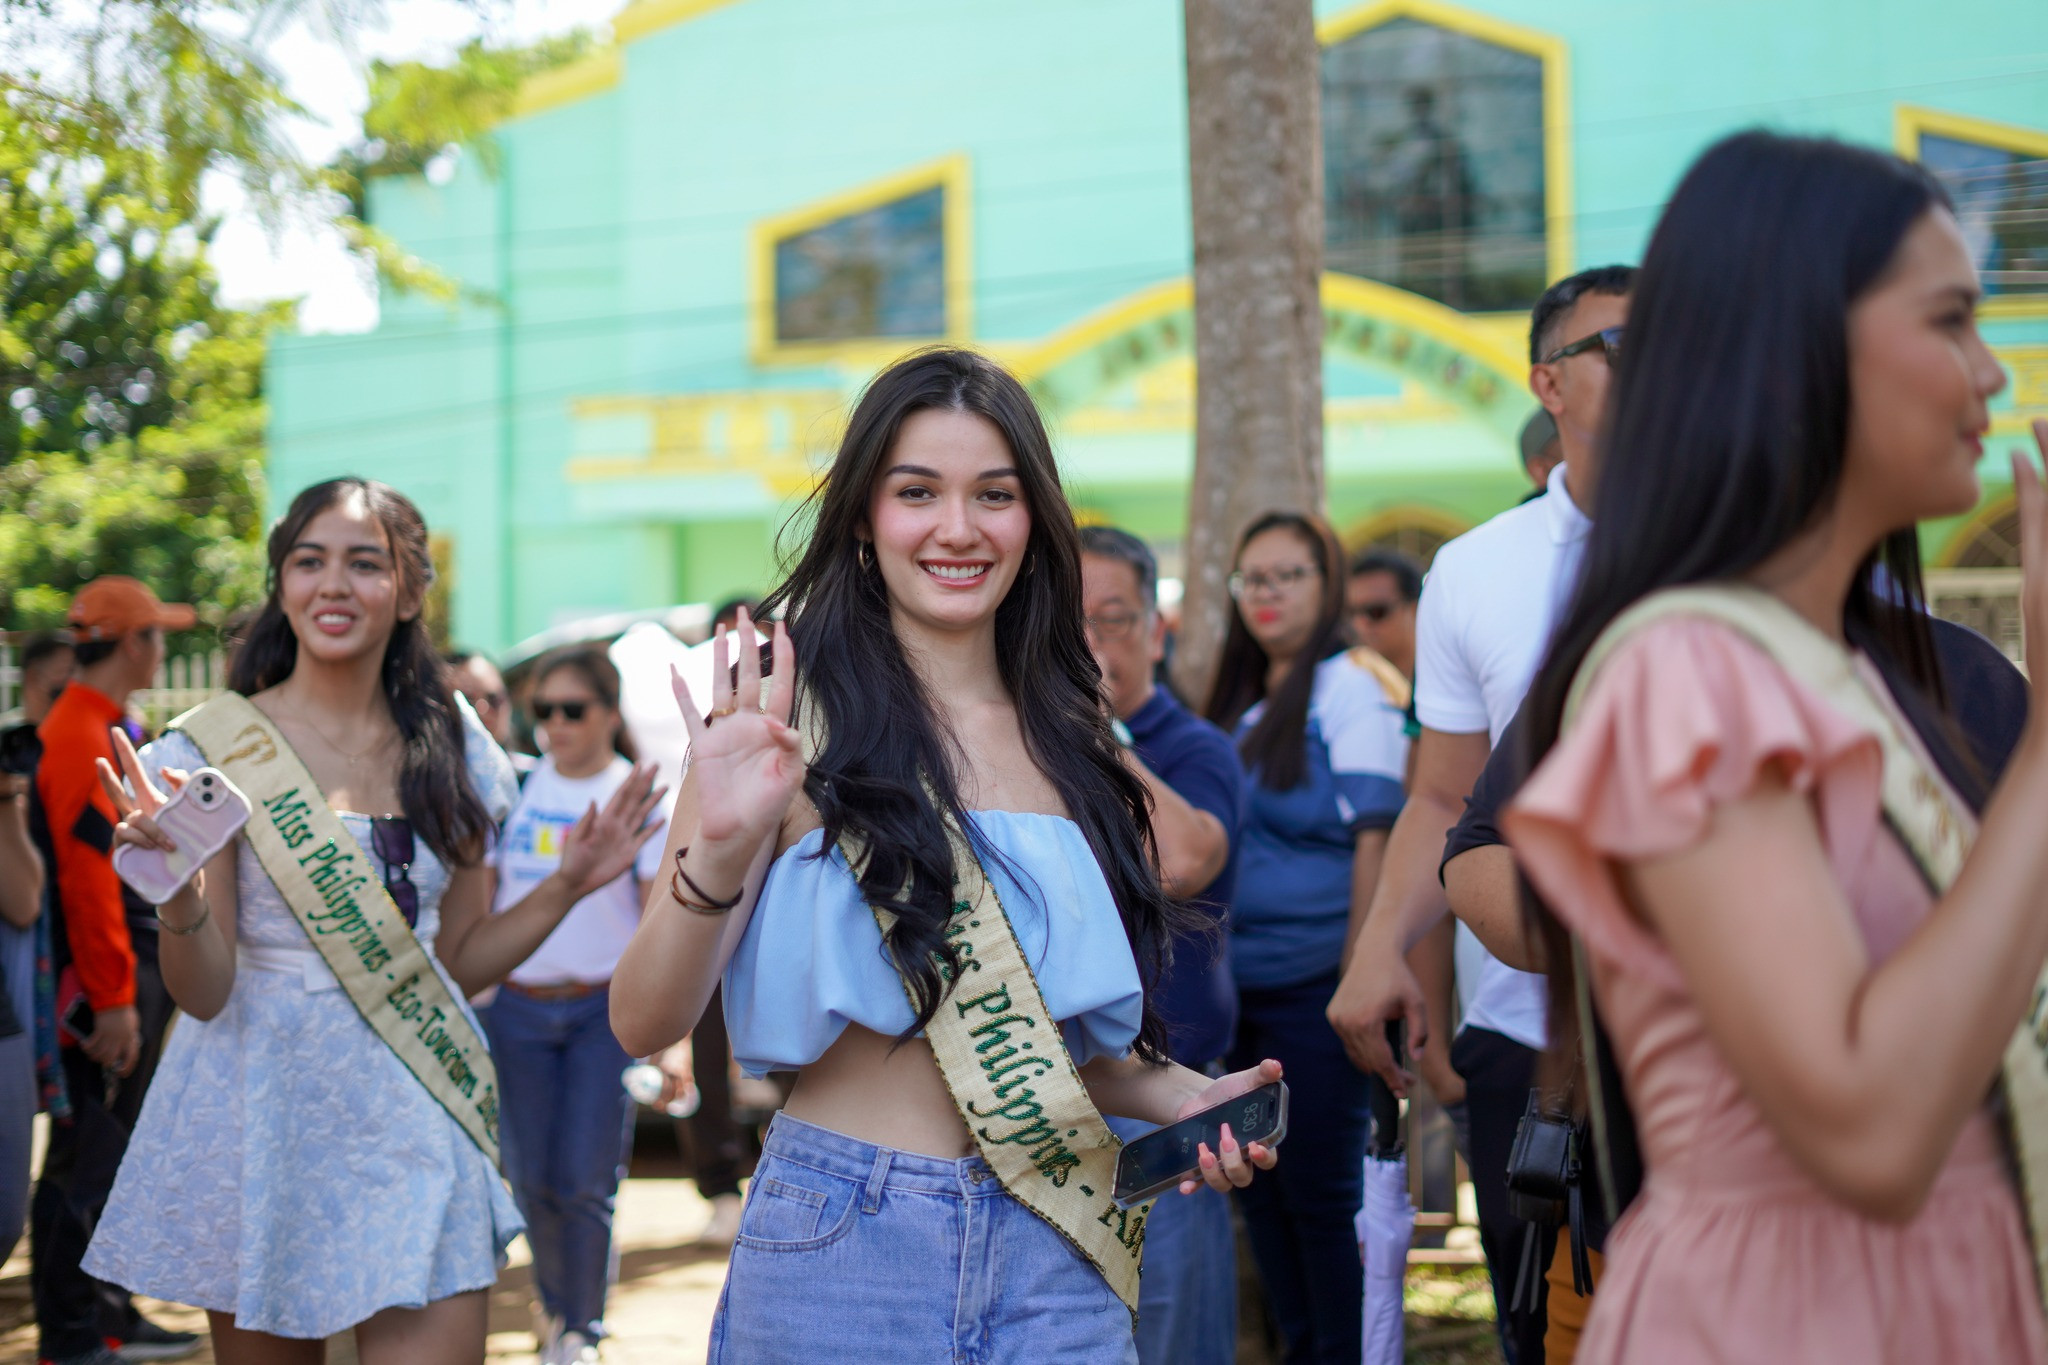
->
xmin=836 ymin=811 xmax=1147 ymax=1317
xmin=175 ymin=694 xmax=501 ymax=1166
xmin=1567 ymin=584 xmax=2048 ymax=1308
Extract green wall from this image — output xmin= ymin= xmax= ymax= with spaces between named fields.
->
xmin=266 ymin=0 xmax=2048 ymax=652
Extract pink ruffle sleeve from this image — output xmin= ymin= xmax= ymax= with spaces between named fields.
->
xmin=1503 ymin=617 xmax=1884 ymax=986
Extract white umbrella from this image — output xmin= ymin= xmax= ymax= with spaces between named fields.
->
xmin=1357 ymin=1151 xmax=1415 ymax=1365
xmin=608 ymin=621 xmax=717 ymax=796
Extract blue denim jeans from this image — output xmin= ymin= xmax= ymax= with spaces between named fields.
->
xmin=1227 ymin=969 xmax=1370 ymax=1365
xmin=711 ymin=1113 xmax=1137 ymax=1364
xmin=481 ymin=986 xmax=634 ymax=1339
xmin=1105 ymin=1115 xmax=1237 ymax=1365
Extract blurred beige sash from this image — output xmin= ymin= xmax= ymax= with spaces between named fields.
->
xmin=1572 ymin=583 xmax=2048 ymax=1308
xmin=176 ymin=693 xmax=502 ymax=1167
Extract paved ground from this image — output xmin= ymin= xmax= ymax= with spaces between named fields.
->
xmin=0 ymin=1118 xmax=1499 ymax=1364
xmin=0 ymin=1177 xmax=727 ymax=1365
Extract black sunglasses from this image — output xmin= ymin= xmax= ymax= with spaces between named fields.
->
xmin=531 ymin=700 xmax=588 ymax=722
xmin=1350 ymin=602 xmax=1400 ymax=623
xmin=1542 ymin=325 xmax=1623 ymax=367
xmin=369 ymin=816 xmax=419 ymax=928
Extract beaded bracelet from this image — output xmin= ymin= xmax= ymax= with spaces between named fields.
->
xmin=669 ymin=846 xmax=744 ymax=915
xmin=157 ymin=893 xmax=212 ymax=936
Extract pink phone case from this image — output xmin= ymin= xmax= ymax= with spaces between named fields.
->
xmin=112 ymin=767 xmax=253 ymax=905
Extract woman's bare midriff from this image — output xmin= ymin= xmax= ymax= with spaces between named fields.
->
xmin=779 ymin=1024 xmax=976 ymax=1159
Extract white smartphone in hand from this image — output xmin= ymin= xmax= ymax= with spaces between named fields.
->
xmin=112 ymin=767 xmax=252 ymax=905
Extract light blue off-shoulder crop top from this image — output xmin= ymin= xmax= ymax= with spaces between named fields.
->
xmin=721 ymin=810 xmax=1145 ymax=1078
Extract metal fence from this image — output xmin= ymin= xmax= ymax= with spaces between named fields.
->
xmin=0 ymin=645 xmax=229 ymax=728
xmin=1926 ymin=569 xmax=2025 ymax=666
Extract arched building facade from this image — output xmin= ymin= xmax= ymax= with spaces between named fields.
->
xmin=265 ymin=0 xmax=2048 ymax=650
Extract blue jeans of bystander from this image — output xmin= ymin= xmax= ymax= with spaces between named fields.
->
xmin=481 ymin=985 xmax=635 ymax=1340
xmin=1105 ymin=1115 xmax=1237 ymax=1365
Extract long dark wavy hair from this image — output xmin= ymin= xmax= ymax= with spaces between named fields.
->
xmin=231 ymin=478 xmax=493 ymax=867
xmin=1204 ymin=511 xmax=1350 ymax=790
xmin=533 ymin=645 xmax=637 ymax=762
xmin=757 ymin=348 xmax=1189 ymax=1063
xmin=1519 ymin=130 xmax=1957 ymax=1067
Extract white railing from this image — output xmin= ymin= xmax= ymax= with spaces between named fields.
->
xmin=0 ymin=643 xmax=229 ymax=728
xmin=1926 ymin=569 xmax=2024 ymax=667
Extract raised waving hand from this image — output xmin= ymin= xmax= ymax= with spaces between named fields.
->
xmin=555 ymin=761 xmax=669 ymax=896
xmin=673 ymin=608 xmax=804 ymax=858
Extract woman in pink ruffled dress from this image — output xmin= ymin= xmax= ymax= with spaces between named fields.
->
xmin=1502 ymin=130 xmax=2048 ymax=1362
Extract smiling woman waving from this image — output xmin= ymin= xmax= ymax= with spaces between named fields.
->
xmin=610 ymin=348 xmax=1281 ymax=1363
xmin=79 ymin=479 xmax=664 ymax=1365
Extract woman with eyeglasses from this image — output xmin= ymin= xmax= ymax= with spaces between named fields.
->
xmin=80 ymin=478 xmax=664 ymax=1365
xmin=1204 ymin=511 xmax=1412 ymax=1364
xmin=481 ymin=645 xmax=668 ymax=1365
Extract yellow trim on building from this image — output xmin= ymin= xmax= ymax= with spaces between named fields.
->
xmin=1320 ymin=272 xmax=1526 ymax=377
xmin=1342 ymin=503 xmax=1474 ymax=552
xmin=749 ymin=154 xmax=973 ymax=367
xmin=1317 ymin=0 xmax=1574 ymax=285
xmin=509 ymin=49 xmax=622 ymax=121
xmin=2004 ymin=346 xmax=2048 ymax=411
xmin=1932 ymin=493 xmax=2020 ymax=568
xmin=1014 ymin=279 xmax=1193 ymax=385
xmin=1896 ymin=104 xmax=2048 ymax=317
xmin=612 ymin=0 xmax=749 ymax=44
xmin=565 ymin=389 xmax=844 ymax=500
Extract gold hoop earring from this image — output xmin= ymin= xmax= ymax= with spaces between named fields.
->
xmin=857 ymin=540 xmax=874 ymax=571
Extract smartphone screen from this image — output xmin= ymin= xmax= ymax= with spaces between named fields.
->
xmin=1113 ymin=1080 xmax=1287 ymax=1206
xmin=60 ymin=994 xmax=94 ymax=1044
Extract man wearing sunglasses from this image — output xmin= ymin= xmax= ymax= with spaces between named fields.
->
xmin=1330 ymin=264 xmax=1635 ymax=1364
xmin=1345 ymin=550 xmax=1422 ymax=685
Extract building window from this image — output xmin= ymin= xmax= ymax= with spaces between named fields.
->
xmin=1917 ymin=134 xmax=2048 ymax=298
xmin=772 ymin=185 xmax=945 ymax=344
xmin=1322 ymin=14 xmax=1547 ymax=312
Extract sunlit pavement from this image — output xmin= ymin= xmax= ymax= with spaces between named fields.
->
xmin=0 ymin=1178 xmax=728 ymax=1365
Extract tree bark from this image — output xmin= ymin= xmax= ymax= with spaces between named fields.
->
xmin=1172 ymin=0 xmax=1325 ymax=712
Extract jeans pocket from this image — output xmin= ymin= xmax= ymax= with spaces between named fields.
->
xmin=734 ymin=1164 xmax=858 ymax=1252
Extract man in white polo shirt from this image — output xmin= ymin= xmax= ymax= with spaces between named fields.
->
xmin=1330 ymin=264 xmax=1634 ymax=1363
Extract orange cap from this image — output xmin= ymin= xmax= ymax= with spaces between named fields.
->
xmin=67 ymin=577 xmax=198 ymax=642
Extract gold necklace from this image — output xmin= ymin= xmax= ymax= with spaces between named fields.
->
xmin=288 ymin=712 xmax=398 ymax=767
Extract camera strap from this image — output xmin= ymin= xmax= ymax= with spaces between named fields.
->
xmin=1568 ymin=583 xmax=2046 ymax=1310
xmin=173 ymin=693 xmax=501 ymax=1167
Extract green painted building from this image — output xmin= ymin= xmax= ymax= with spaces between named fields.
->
xmin=266 ymin=0 xmax=2048 ymax=653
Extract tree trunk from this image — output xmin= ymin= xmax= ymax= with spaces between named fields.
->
xmin=1172 ymin=0 xmax=1326 ymax=713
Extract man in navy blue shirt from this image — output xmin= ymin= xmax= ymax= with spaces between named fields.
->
xmin=1081 ymin=527 xmax=1244 ymax=1365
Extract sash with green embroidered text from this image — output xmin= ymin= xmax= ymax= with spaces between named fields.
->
xmin=174 ymin=693 xmax=501 ymax=1167
xmin=836 ymin=809 xmax=1147 ymax=1317
xmin=1566 ymin=583 xmax=2048 ymax=1311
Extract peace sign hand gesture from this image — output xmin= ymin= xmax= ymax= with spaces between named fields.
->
xmin=95 ymin=727 xmax=187 ymax=863
xmin=674 ymin=609 xmax=804 ymax=862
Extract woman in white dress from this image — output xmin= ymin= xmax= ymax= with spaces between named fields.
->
xmin=83 ymin=477 xmax=663 ymax=1365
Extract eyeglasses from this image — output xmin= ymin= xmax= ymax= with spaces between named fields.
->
xmin=369 ymin=816 xmax=418 ymax=928
xmin=1542 ymin=326 xmax=1624 ymax=367
xmin=1228 ymin=565 xmax=1319 ymax=600
xmin=1084 ymin=611 xmax=1145 ymax=641
xmin=531 ymin=700 xmax=589 ymax=722
xmin=1349 ymin=601 xmax=1401 ymax=624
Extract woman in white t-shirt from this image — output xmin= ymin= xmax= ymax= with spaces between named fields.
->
xmin=483 ymin=645 xmax=668 ymax=1365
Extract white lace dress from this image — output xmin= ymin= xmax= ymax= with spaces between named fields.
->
xmin=83 ymin=713 xmax=524 ymax=1339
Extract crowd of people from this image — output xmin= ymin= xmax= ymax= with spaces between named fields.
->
xmin=3 ymin=127 xmax=2048 ymax=1365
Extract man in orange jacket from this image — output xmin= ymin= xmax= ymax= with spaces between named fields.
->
xmin=31 ymin=578 xmax=199 ymax=1365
